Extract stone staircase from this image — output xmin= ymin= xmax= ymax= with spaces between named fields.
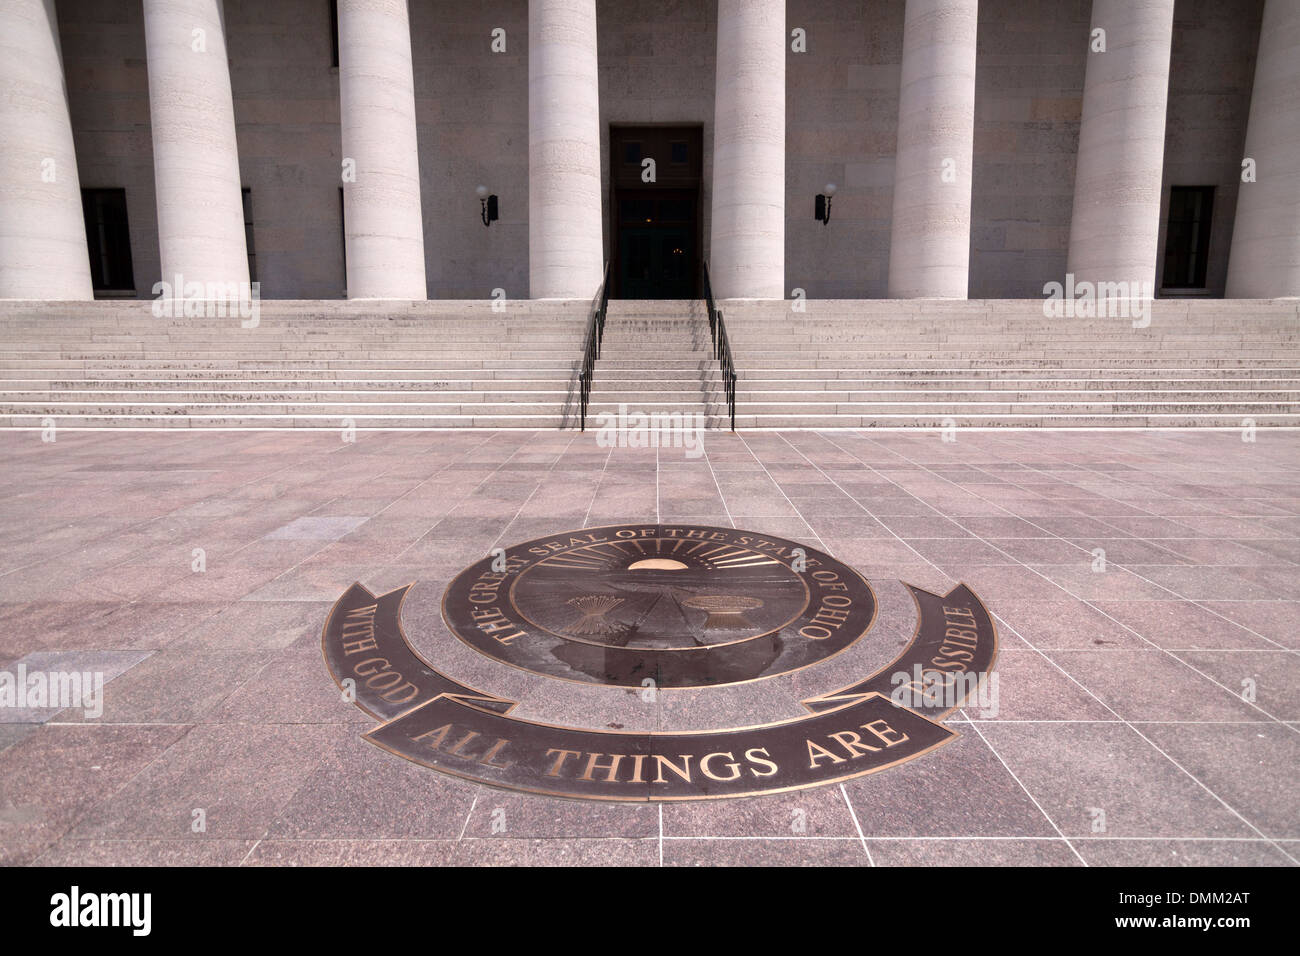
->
xmin=584 ymin=299 xmax=729 ymax=428
xmin=0 ymin=300 xmax=586 ymax=428
xmin=718 ymin=299 xmax=1300 ymax=428
xmin=0 ymin=298 xmax=1295 ymax=429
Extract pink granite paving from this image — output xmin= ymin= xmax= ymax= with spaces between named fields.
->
xmin=0 ymin=429 xmax=1295 ymax=867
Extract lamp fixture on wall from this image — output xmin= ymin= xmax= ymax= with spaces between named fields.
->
xmin=815 ymin=183 xmax=837 ymax=226
xmin=477 ymin=185 xmax=499 ymax=227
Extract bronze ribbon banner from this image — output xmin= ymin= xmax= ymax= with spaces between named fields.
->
xmin=321 ymin=582 xmax=513 ymax=721
xmin=365 ymin=691 xmax=954 ymax=802
xmin=322 ymin=579 xmax=998 ymax=801
xmin=803 ymin=583 xmax=998 ymax=721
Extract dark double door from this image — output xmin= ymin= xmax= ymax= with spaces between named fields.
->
xmin=609 ymin=125 xmax=702 ymax=299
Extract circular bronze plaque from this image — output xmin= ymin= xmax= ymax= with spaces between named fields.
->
xmin=441 ymin=524 xmax=877 ymax=687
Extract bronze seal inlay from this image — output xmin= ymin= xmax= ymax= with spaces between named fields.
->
xmin=321 ymin=523 xmax=999 ymax=802
xmin=445 ymin=524 xmax=877 ymax=688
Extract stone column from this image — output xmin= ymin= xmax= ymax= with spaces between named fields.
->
xmin=529 ymin=0 xmax=604 ymax=299
xmin=709 ymin=0 xmax=786 ymax=299
xmin=888 ymin=0 xmax=978 ymax=298
xmin=1226 ymin=0 xmax=1300 ymax=298
xmin=0 ymin=0 xmax=93 ymax=299
xmin=144 ymin=0 xmax=248 ymax=290
xmin=338 ymin=0 xmax=427 ymax=299
xmin=1066 ymin=0 xmax=1174 ymax=290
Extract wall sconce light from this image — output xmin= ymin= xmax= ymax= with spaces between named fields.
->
xmin=477 ymin=185 xmax=498 ymax=227
xmin=815 ymin=183 xmax=837 ymax=225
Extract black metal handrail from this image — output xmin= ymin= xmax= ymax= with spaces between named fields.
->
xmin=577 ymin=262 xmax=611 ymax=431
xmin=701 ymin=262 xmax=737 ymax=431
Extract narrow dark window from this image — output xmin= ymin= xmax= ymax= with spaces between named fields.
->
xmin=670 ymin=141 xmax=688 ymax=165
xmin=80 ymin=188 xmax=135 ymax=293
xmin=1162 ymin=186 xmax=1214 ymax=289
xmin=339 ymin=186 xmax=347 ymax=293
xmin=241 ymin=187 xmax=257 ymax=283
xmin=330 ymin=0 xmax=339 ymax=68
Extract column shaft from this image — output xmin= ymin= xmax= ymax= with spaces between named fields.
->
xmin=144 ymin=0 xmax=248 ymax=290
xmin=338 ymin=0 xmax=427 ymax=299
xmin=1066 ymin=0 xmax=1175 ymax=289
xmin=529 ymin=0 xmax=604 ymax=299
xmin=710 ymin=0 xmax=786 ymax=300
xmin=1226 ymin=0 xmax=1300 ymax=298
xmin=888 ymin=0 xmax=978 ymax=298
xmin=0 ymin=0 xmax=93 ymax=299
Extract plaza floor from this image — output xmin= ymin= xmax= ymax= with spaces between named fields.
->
xmin=1 ymin=428 xmax=1296 ymax=867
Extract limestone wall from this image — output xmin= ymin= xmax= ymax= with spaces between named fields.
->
xmin=53 ymin=0 xmax=1266 ymax=300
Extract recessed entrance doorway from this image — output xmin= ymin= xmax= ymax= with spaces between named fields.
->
xmin=608 ymin=124 xmax=702 ymax=299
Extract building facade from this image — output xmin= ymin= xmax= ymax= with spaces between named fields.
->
xmin=1 ymin=0 xmax=1297 ymax=302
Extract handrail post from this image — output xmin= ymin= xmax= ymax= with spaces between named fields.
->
xmin=576 ymin=262 xmax=611 ymax=432
xmin=701 ymin=261 xmax=738 ymax=432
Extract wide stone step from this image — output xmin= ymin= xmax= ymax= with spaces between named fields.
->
xmin=0 ymin=359 xmax=586 ymax=371
xmin=13 ymin=396 xmax=1291 ymax=416
xmin=0 ymin=390 xmax=577 ymax=402
xmin=733 ymin=390 xmax=1300 ymax=402
xmin=0 ymin=352 xmax=588 ymax=362
xmin=733 ymin=414 xmax=1300 ymax=428
xmin=730 ymin=368 xmax=1300 ymax=378
xmin=727 ymin=358 xmax=1300 ymax=368
xmin=11 ymin=386 xmax=1291 ymax=403
xmin=3 ymin=368 xmax=1291 ymax=383
xmin=1 ymin=367 xmax=1291 ymax=383
xmin=0 ymin=413 xmax=570 ymax=428
xmin=5 ymin=412 xmax=1295 ymax=430
xmin=5 ymin=390 xmax=1293 ymax=413
xmin=1 ymin=359 xmax=1290 ymax=375
xmin=0 ymin=370 xmax=580 ymax=383
xmin=2 ymin=400 xmax=576 ymax=415
xmin=0 ymin=379 xmax=585 ymax=392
